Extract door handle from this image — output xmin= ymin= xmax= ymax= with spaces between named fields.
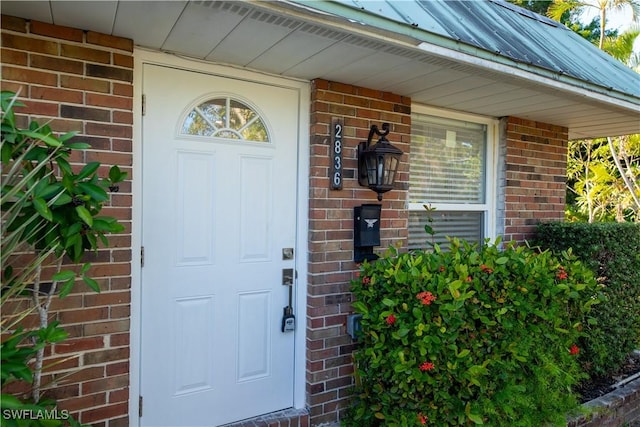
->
xmin=282 ymin=268 xmax=296 ymax=332
xmin=282 ymin=268 xmax=294 ymax=286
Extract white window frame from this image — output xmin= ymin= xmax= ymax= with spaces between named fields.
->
xmin=409 ymin=104 xmax=498 ymax=244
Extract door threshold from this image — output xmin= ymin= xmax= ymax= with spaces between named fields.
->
xmin=220 ymin=407 xmax=309 ymax=427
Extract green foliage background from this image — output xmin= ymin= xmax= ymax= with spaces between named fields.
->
xmin=536 ymin=222 xmax=640 ymax=376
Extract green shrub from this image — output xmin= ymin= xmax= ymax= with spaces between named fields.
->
xmin=1 ymin=90 xmax=125 ymax=425
xmin=348 ymin=238 xmax=602 ymax=426
xmin=536 ymin=222 xmax=640 ymax=376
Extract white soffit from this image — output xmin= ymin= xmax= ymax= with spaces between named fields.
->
xmin=1 ymin=0 xmax=638 ymax=139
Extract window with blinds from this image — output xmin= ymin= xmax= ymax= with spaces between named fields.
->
xmin=408 ymin=211 xmax=484 ymax=250
xmin=410 ymin=114 xmax=486 ymax=203
xmin=409 ymin=110 xmax=493 ymax=249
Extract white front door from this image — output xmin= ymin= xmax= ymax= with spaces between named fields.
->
xmin=140 ymin=64 xmax=299 ymax=426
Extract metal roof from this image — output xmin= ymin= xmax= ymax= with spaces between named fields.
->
xmin=321 ymin=0 xmax=640 ymax=98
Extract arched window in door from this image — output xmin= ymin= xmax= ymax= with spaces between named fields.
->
xmin=181 ymin=97 xmax=270 ymax=142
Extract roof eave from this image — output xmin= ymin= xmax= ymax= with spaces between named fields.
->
xmin=282 ymin=0 xmax=640 ymax=110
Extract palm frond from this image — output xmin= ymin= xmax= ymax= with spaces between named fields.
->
xmin=602 ymin=26 xmax=640 ymax=61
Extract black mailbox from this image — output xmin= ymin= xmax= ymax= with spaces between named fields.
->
xmin=354 ymin=204 xmax=381 ymax=262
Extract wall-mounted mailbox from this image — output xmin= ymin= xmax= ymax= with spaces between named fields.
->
xmin=354 ymin=204 xmax=381 ymax=262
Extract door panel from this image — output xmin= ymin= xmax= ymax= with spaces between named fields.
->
xmin=239 ymin=156 xmax=272 ymax=261
xmin=141 ymin=64 xmax=298 ymax=426
xmin=176 ymin=151 xmax=216 ymax=265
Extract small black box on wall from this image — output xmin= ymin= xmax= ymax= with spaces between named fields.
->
xmin=354 ymin=204 xmax=381 ymax=262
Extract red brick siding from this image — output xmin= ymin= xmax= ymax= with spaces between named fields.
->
xmin=307 ymin=79 xmax=410 ymax=425
xmin=1 ymin=15 xmax=133 ymax=427
xmin=503 ymin=117 xmax=567 ymax=243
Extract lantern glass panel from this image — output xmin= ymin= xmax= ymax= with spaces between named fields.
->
xmin=365 ymin=153 xmax=378 ymax=185
xmin=383 ymin=155 xmax=399 ymax=185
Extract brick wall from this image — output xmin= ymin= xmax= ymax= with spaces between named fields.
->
xmin=568 ymin=377 xmax=640 ymax=427
xmin=1 ymin=15 xmax=133 ymax=427
xmin=307 ymin=79 xmax=411 ymax=425
xmin=503 ymin=117 xmax=568 ymax=242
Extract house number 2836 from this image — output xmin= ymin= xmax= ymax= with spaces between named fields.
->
xmin=331 ymin=120 xmax=343 ymax=190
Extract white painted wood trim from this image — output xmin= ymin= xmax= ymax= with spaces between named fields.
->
xmin=129 ymin=49 xmax=143 ymax=426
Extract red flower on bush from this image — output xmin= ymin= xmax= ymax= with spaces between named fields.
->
xmin=556 ymin=267 xmax=568 ymax=280
xmin=419 ymin=361 xmax=435 ymax=372
xmin=362 ymin=276 xmax=371 ymax=285
xmin=439 ymin=265 xmax=446 ymax=272
xmin=466 ymin=275 xmax=473 ymax=282
xmin=386 ymin=314 xmax=396 ymax=325
xmin=417 ymin=413 xmax=428 ymax=424
xmin=417 ymin=291 xmax=437 ymax=305
xmin=569 ymin=344 xmax=580 ymax=355
xmin=480 ymin=264 xmax=494 ymax=274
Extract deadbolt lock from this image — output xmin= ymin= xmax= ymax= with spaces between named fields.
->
xmin=282 ymin=247 xmax=294 ymax=260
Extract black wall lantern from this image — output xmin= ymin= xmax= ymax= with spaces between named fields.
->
xmin=358 ymin=123 xmax=404 ymax=201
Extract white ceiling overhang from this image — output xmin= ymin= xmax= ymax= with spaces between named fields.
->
xmin=2 ymin=0 xmax=639 ymax=139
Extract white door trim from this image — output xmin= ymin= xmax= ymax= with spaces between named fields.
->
xmin=129 ymin=48 xmax=310 ymax=425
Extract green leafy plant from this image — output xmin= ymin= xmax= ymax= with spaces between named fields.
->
xmin=536 ymin=222 xmax=640 ymax=377
xmin=422 ymin=204 xmax=436 ymax=247
xmin=347 ymin=238 xmax=602 ymax=426
xmin=1 ymin=90 xmax=126 ymax=425
xmin=566 ymin=136 xmax=639 ymax=223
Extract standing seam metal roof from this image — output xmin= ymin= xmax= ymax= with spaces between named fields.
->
xmin=327 ymin=0 xmax=640 ymax=98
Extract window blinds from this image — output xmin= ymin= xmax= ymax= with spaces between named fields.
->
xmin=408 ymin=211 xmax=484 ymax=250
xmin=410 ymin=114 xmax=487 ymax=204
